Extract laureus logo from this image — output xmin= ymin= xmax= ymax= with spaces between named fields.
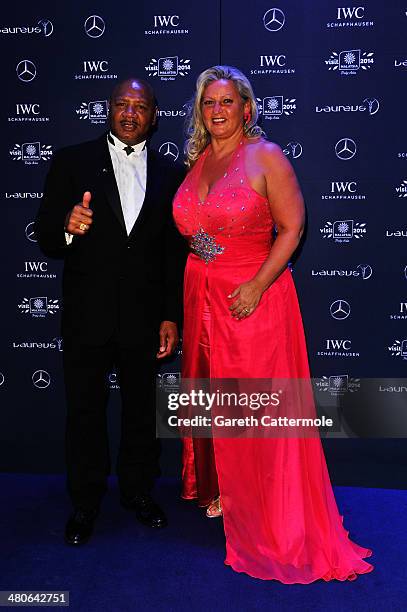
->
xmin=315 ymin=97 xmax=379 ymax=116
xmin=283 ymin=142 xmax=303 ymax=159
xmin=1 ymin=19 xmax=53 ymax=37
xmin=13 ymin=338 xmax=63 ymax=351
xmin=311 ymin=264 xmax=373 ymax=280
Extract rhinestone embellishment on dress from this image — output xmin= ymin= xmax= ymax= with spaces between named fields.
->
xmin=190 ymin=228 xmax=225 ymax=264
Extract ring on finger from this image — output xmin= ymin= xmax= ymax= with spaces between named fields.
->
xmin=79 ymin=223 xmax=88 ymax=231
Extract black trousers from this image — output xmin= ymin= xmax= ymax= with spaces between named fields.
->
xmin=63 ymin=336 xmax=160 ymax=510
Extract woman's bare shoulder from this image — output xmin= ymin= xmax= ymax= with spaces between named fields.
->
xmin=249 ymin=138 xmax=282 ymax=153
xmin=246 ymin=138 xmax=288 ymax=170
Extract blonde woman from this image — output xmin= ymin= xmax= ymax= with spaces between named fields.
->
xmin=173 ymin=65 xmax=373 ymax=582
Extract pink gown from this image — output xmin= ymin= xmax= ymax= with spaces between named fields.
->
xmin=172 ymin=141 xmax=373 ymax=583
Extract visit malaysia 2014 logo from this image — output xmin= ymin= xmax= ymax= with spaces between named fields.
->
xmin=9 ymin=142 xmax=52 ymax=165
xmin=256 ymin=96 xmax=296 ymax=120
xmin=18 ymin=297 xmax=59 ymax=318
xmin=320 ymin=220 xmax=367 ymax=242
xmin=145 ymin=56 xmax=191 ymax=81
xmin=76 ymin=100 xmax=108 ymax=124
xmin=325 ymin=49 xmax=374 ymax=75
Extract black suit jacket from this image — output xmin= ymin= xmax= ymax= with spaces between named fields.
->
xmin=36 ymin=134 xmax=187 ymax=346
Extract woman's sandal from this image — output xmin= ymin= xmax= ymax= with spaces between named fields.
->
xmin=206 ymin=496 xmax=222 ymax=518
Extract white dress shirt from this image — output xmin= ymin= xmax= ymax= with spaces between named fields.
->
xmin=107 ymin=132 xmax=147 ymax=234
xmin=65 ymin=132 xmax=147 ymax=244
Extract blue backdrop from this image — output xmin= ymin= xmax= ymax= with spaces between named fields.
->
xmin=0 ymin=1 xmax=406 ymax=479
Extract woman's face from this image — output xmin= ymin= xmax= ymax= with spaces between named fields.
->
xmin=201 ymin=79 xmax=249 ymax=140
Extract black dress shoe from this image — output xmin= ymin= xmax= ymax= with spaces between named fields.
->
xmin=64 ymin=508 xmax=98 ymax=545
xmin=121 ymin=494 xmax=168 ymax=528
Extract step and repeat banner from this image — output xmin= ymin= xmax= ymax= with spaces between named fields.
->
xmin=0 ymin=1 xmax=406 ymax=471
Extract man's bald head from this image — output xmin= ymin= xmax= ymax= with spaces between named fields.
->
xmin=110 ymin=78 xmax=157 ymax=107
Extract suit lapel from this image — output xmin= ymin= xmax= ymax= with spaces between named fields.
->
xmin=96 ymin=136 xmax=126 ymax=232
xmin=128 ymin=147 xmax=161 ymax=239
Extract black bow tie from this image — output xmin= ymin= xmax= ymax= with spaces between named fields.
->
xmin=123 ymin=145 xmax=135 ymax=156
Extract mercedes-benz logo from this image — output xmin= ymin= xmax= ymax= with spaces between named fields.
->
xmin=159 ymin=142 xmax=179 ymax=162
xmin=84 ymin=15 xmax=105 ymax=38
xmin=363 ymin=97 xmax=380 ymax=116
xmin=0 ymin=372 xmax=4 ymax=387
xmin=283 ymin=141 xmax=303 ymax=159
xmin=32 ymin=369 xmax=51 ymax=389
xmin=25 ymin=222 xmax=37 ymax=242
xmin=38 ymin=19 xmax=54 ymax=37
xmin=335 ymin=138 xmax=357 ymax=160
xmin=16 ymin=60 xmax=37 ymax=83
xmin=356 ymin=264 xmax=373 ymax=280
xmin=263 ymin=8 xmax=285 ymax=32
xmin=330 ymin=300 xmax=351 ymax=320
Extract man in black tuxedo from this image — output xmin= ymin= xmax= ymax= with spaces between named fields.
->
xmin=36 ymin=78 xmax=186 ymax=544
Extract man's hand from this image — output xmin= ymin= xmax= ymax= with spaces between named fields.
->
xmin=65 ymin=191 xmax=93 ymax=235
xmin=157 ymin=321 xmax=179 ymax=359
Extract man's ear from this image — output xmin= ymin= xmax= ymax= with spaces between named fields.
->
xmin=152 ymin=106 xmax=158 ymax=125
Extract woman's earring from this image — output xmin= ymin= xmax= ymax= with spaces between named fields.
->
xmin=244 ymin=111 xmax=251 ymax=125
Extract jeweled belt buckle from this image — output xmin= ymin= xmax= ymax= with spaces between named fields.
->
xmin=190 ymin=228 xmax=225 ymax=264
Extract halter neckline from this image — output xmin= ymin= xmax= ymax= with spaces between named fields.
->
xmin=197 ymin=140 xmax=244 ymax=203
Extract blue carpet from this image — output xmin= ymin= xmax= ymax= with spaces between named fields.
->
xmin=0 ymin=474 xmax=405 ymax=611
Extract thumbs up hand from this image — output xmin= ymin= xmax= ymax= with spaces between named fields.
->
xmin=65 ymin=191 xmax=94 ymax=235
xmin=81 ymin=191 xmax=92 ymax=209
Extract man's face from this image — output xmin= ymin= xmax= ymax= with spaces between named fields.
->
xmin=109 ymin=80 xmax=157 ymax=145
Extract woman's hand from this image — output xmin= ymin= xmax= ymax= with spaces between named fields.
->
xmin=228 ymin=279 xmax=265 ymax=319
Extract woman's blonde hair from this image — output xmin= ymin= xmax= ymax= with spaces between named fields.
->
xmin=184 ymin=65 xmax=262 ymax=167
